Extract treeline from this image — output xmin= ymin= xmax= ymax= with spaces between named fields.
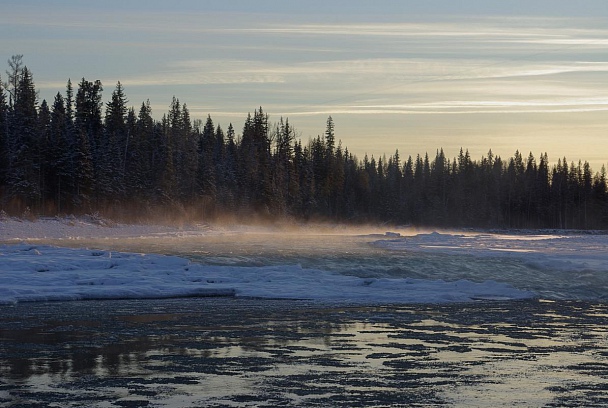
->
xmin=1 ymin=56 xmax=607 ymax=228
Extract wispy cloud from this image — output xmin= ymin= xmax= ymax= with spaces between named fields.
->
xmin=35 ymin=56 xmax=608 ymax=90
xmin=35 ymin=57 xmax=608 ymax=120
xmin=5 ymin=6 xmax=607 ymax=44
xmin=277 ymin=98 xmax=608 ymax=117
xmin=7 ymin=2 xmax=608 ymax=168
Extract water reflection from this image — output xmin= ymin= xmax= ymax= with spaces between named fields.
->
xmin=0 ymin=301 xmax=352 ymax=382
xmin=2 ymin=298 xmax=608 ymax=407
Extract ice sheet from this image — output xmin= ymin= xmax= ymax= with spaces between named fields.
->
xmin=0 ymin=243 xmax=533 ymax=304
xmin=5 ymin=217 xmax=606 ymax=304
xmin=373 ymin=231 xmax=608 ymax=274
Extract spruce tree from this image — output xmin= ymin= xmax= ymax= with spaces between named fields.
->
xmin=0 ymin=76 xmax=8 ymax=189
xmin=75 ymin=78 xmax=103 ymax=205
xmin=37 ymin=99 xmax=51 ymax=209
xmin=131 ymin=100 xmax=155 ymax=197
xmin=197 ymin=115 xmax=217 ymax=201
xmin=104 ymin=81 xmax=129 ymax=199
xmin=48 ymin=93 xmax=70 ymax=212
xmin=325 ymin=116 xmax=335 ymax=156
xmin=6 ymin=67 xmax=40 ymax=209
xmin=178 ymin=103 xmax=198 ymax=202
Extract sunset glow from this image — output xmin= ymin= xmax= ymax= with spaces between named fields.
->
xmin=2 ymin=0 xmax=608 ymax=169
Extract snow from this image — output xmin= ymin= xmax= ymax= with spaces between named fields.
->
xmin=0 ymin=217 xmax=536 ymax=305
xmin=0 ymin=214 xmax=215 ymax=241
xmin=0 ymin=243 xmax=533 ymax=305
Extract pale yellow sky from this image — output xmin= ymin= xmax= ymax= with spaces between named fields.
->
xmin=2 ymin=0 xmax=608 ymax=170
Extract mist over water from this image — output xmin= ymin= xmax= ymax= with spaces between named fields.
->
xmin=45 ymin=226 xmax=608 ymax=302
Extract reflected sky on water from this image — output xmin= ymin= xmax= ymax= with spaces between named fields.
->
xmin=2 ymin=298 xmax=608 ymax=407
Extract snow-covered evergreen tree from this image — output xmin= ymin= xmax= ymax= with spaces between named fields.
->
xmin=6 ymin=67 xmax=40 ymax=208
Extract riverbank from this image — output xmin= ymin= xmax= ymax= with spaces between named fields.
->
xmin=0 ymin=214 xmax=216 ymax=242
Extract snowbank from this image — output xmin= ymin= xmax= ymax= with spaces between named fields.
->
xmin=11 ymin=218 xmax=596 ymax=304
xmin=0 ymin=215 xmax=214 ymax=242
xmin=0 ymin=244 xmax=534 ymax=305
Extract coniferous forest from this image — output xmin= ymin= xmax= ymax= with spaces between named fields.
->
xmin=1 ymin=56 xmax=607 ymax=229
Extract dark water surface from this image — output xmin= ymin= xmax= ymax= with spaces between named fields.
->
xmin=2 ymin=298 xmax=608 ymax=407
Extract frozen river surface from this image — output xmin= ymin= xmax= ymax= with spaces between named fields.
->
xmin=3 ymin=226 xmax=607 ymax=303
xmin=1 ymin=222 xmax=608 ymax=406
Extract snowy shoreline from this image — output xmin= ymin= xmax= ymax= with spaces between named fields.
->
xmin=3 ymin=215 xmax=608 ymax=305
xmin=0 ymin=242 xmax=535 ymax=305
xmin=0 ymin=214 xmax=217 ymax=242
xmin=0 ymin=216 xmax=540 ymax=305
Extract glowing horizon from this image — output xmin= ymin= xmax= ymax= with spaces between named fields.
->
xmin=2 ymin=0 xmax=608 ymax=170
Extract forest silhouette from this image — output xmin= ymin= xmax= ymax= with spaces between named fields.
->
xmin=1 ymin=56 xmax=607 ymax=229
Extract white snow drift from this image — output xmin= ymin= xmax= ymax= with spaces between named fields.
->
xmin=4 ymin=216 xmax=606 ymax=305
xmin=0 ymin=243 xmax=533 ymax=305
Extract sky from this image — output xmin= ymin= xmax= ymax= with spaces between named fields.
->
xmin=2 ymin=0 xmax=608 ymax=170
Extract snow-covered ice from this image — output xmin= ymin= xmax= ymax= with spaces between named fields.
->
xmin=0 ymin=216 xmax=536 ymax=304
xmin=3 ymin=216 xmax=606 ymax=305
xmin=0 ymin=243 xmax=533 ymax=304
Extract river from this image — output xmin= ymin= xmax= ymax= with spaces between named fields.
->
xmin=2 ymin=228 xmax=608 ymax=406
